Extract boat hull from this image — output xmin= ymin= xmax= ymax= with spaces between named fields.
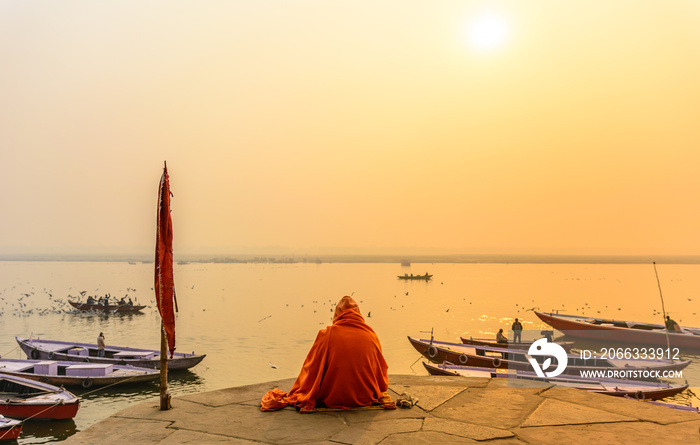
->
xmin=422 ymin=362 xmax=689 ymax=401
xmin=0 ymin=417 xmax=23 ymax=441
xmin=69 ymin=301 xmax=146 ymax=313
xmin=535 ymin=311 xmax=700 ymax=349
xmin=408 ymin=336 xmax=689 ymax=379
xmin=397 ymin=274 xmax=432 ymax=280
xmin=460 ymin=337 xmax=575 ymax=352
xmin=0 ymin=358 xmax=159 ymax=387
xmin=0 ymin=402 xmax=80 ymax=420
xmin=17 ymin=337 xmax=205 ymax=371
xmin=0 ymin=375 xmax=80 ymax=420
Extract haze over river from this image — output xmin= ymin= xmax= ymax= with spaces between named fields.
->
xmin=1 ymin=260 xmax=698 ymax=443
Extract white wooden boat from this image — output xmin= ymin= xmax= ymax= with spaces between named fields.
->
xmin=16 ymin=337 xmax=205 ymax=371
xmin=0 ymin=358 xmax=159 ymax=388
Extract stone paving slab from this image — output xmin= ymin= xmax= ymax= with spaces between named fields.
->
xmin=540 ymin=385 xmax=700 ymax=425
xmin=64 ymin=374 xmax=700 ymax=444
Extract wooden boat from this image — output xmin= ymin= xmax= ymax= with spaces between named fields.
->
xmin=422 ymin=362 xmax=689 ymax=401
xmin=535 ymin=311 xmax=700 ymax=349
xmin=408 ymin=337 xmax=690 ymax=378
xmin=68 ymin=301 xmax=147 ymax=313
xmin=0 ymin=358 xmax=159 ymax=388
xmin=397 ymin=273 xmax=432 ymax=280
xmin=0 ymin=374 xmax=79 ymax=420
xmin=460 ymin=336 xmax=576 ymax=352
xmin=622 ymin=395 xmax=700 ymax=413
xmin=16 ymin=337 xmax=206 ymax=371
xmin=0 ymin=415 xmax=23 ymax=441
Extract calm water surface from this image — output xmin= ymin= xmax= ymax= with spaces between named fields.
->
xmin=1 ymin=261 xmax=699 ymax=443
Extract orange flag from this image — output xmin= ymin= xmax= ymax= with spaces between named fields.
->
xmin=155 ymin=163 xmax=177 ymax=357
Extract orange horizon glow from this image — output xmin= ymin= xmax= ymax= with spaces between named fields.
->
xmin=0 ymin=1 xmax=699 ymax=257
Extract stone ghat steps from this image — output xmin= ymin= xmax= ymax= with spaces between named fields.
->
xmin=64 ymin=375 xmax=700 ymax=444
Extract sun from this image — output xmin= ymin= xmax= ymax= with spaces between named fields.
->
xmin=465 ymin=13 xmax=509 ymax=52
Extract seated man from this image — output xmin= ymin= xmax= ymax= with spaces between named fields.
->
xmin=261 ymin=296 xmax=395 ymax=413
xmin=665 ymin=315 xmax=681 ymax=332
xmin=496 ymin=328 xmax=508 ymax=344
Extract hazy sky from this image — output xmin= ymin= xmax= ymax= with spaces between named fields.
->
xmin=1 ymin=1 xmax=699 ymax=256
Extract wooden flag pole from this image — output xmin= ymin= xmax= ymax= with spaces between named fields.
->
xmin=160 ymin=321 xmax=171 ymax=410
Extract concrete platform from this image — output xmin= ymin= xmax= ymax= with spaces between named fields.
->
xmin=65 ymin=375 xmax=700 ymax=444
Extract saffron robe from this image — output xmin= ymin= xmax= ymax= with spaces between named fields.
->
xmin=261 ymin=304 xmax=393 ymax=412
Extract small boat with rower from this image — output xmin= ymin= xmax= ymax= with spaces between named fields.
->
xmin=398 ymin=273 xmax=432 ymax=280
xmin=535 ymin=311 xmax=700 ymax=349
xmin=0 ymin=358 xmax=159 ymax=388
xmin=408 ymin=337 xmax=690 ymax=378
xmin=68 ymin=301 xmax=146 ymax=313
xmin=0 ymin=374 xmax=79 ymax=420
xmin=422 ymin=362 xmax=689 ymax=401
xmin=16 ymin=337 xmax=206 ymax=371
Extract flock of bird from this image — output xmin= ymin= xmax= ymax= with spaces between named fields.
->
xmin=0 ymin=285 xmax=150 ymax=317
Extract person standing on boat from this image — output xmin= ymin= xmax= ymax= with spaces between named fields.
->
xmin=512 ymin=318 xmax=523 ymax=343
xmin=97 ymin=332 xmax=106 ymax=357
xmin=665 ymin=316 xmax=681 ymax=332
xmin=260 ymin=295 xmax=395 ymax=413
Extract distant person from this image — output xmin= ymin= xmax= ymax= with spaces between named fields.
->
xmin=496 ymin=328 xmax=508 ymax=344
xmin=118 ymin=297 xmax=126 ymax=305
xmin=665 ymin=316 xmax=681 ymax=332
xmin=86 ymin=296 xmax=95 ymax=305
xmin=103 ymin=296 xmax=109 ymax=309
xmin=260 ymin=295 xmax=395 ymax=413
xmin=128 ymin=297 xmax=133 ymax=306
xmin=97 ymin=297 xmax=103 ymax=305
xmin=512 ymin=318 xmax=523 ymax=343
xmin=541 ymin=330 xmax=554 ymax=342
xmin=97 ymin=332 xmax=106 ymax=357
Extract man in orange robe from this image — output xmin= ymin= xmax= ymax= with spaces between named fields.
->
xmin=261 ymin=296 xmax=395 ymax=413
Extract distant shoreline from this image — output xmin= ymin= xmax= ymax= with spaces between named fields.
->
xmin=1 ymin=254 xmax=700 ymax=265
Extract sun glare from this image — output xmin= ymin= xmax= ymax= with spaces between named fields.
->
xmin=466 ymin=13 xmax=508 ymax=52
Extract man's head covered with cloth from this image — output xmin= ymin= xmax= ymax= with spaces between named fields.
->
xmin=261 ymin=295 xmax=395 ymax=413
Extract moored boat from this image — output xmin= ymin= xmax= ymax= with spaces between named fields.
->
xmin=398 ymin=273 xmax=432 ymax=280
xmin=422 ymin=362 xmax=689 ymax=401
xmin=0 ymin=358 xmax=159 ymax=388
xmin=0 ymin=374 xmax=79 ymax=420
xmin=535 ymin=311 xmax=700 ymax=349
xmin=0 ymin=415 xmax=23 ymax=441
xmin=16 ymin=337 xmax=206 ymax=371
xmin=460 ymin=336 xmax=576 ymax=352
xmin=68 ymin=301 xmax=146 ymax=313
xmin=408 ymin=336 xmax=690 ymax=379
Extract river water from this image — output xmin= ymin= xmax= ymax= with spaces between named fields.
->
xmin=1 ymin=260 xmax=699 ymax=443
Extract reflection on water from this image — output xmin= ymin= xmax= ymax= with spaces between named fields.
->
xmin=19 ymin=420 xmax=77 ymax=444
xmin=0 ymin=261 xmax=699 ymax=443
